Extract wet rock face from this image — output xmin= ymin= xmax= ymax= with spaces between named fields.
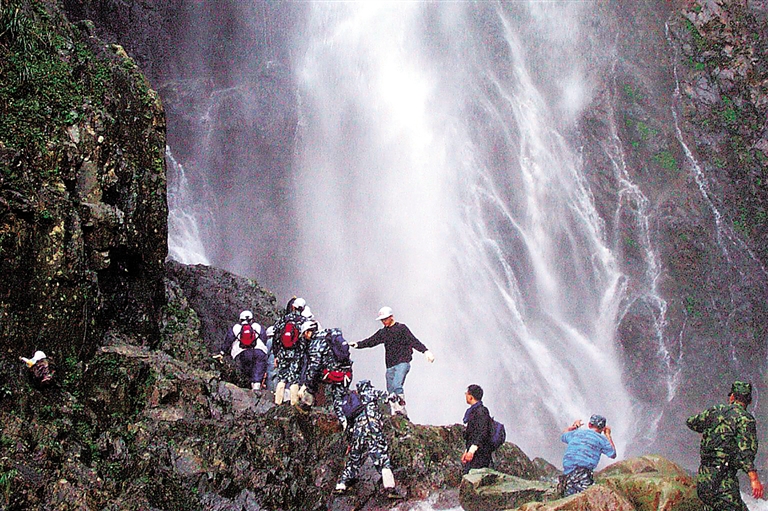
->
xmin=0 ymin=1 xmax=167 ymax=362
xmin=164 ymin=260 xmax=279 ymax=353
xmin=576 ymin=0 xmax=768 ymax=465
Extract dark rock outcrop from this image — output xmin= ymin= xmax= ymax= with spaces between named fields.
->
xmin=165 ymin=260 xmax=279 ymax=354
xmin=0 ymin=276 xmax=544 ymax=509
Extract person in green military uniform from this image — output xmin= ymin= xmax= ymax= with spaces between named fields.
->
xmin=687 ymin=381 xmax=764 ymax=510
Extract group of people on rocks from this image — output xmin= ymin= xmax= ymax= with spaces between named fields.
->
xmin=18 ymin=301 xmax=764 ymax=508
xmin=221 ymin=297 xmax=434 ymax=497
xmin=220 ymin=300 xmax=765 ymax=507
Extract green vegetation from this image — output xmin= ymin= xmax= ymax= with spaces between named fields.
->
xmin=685 ymin=295 xmax=703 ymax=318
xmin=0 ymin=0 xmax=113 ymax=175
xmin=623 ymin=83 xmax=642 ymax=102
xmin=683 ymin=19 xmax=707 ymax=51
xmin=636 ymin=121 xmax=657 ymax=141
xmin=653 ymin=150 xmax=678 ymax=173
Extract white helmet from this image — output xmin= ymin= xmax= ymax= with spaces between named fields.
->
xmin=376 ymin=306 xmax=393 ymax=321
xmin=301 ymin=306 xmax=313 ymax=319
xmin=293 ymin=297 xmax=307 ymax=311
xmin=239 ymin=310 xmax=253 ymax=322
xmin=300 ymin=320 xmax=319 ymax=334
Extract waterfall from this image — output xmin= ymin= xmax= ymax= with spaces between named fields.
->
xmin=167 ymin=147 xmax=211 ymax=265
xmin=292 ymin=1 xmax=636 ymax=461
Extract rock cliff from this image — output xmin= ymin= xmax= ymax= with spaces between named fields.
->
xmin=0 ymin=0 xmax=167 ymax=366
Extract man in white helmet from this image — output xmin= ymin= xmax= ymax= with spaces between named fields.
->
xmin=349 ymin=306 xmax=434 ymax=417
xmin=220 ymin=310 xmax=268 ymax=390
xmin=271 ymin=297 xmax=312 ymax=405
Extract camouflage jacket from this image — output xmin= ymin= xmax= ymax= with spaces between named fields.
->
xmin=686 ymin=403 xmax=758 ymax=473
xmin=271 ymin=312 xmax=307 ymax=357
xmin=304 ymin=328 xmax=352 ymax=392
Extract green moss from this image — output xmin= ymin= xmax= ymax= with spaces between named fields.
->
xmin=0 ymin=0 xmax=113 ymax=162
xmin=653 ymin=150 xmax=678 ymax=173
xmin=683 ymin=18 xmax=707 ymax=51
xmin=636 ymin=121 xmax=657 ymax=141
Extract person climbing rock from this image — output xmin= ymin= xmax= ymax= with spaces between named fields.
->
xmin=687 ymin=381 xmax=763 ymax=510
xmin=297 ymin=321 xmax=353 ymax=427
xmin=20 ymin=350 xmax=55 ymax=388
xmin=271 ymin=297 xmax=312 ymax=405
xmin=559 ymin=414 xmax=616 ymax=496
xmin=220 ymin=310 xmax=268 ymax=390
xmin=335 ymin=380 xmax=402 ymax=499
xmin=349 ymin=306 xmax=434 ymax=417
xmin=461 ymin=384 xmax=493 ymax=473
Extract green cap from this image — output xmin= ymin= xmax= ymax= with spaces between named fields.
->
xmin=731 ymin=381 xmax=752 ymax=397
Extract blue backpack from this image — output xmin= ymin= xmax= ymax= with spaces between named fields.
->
xmin=327 ymin=329 xmax=351 ymax=365
xmin=340 ymin=390 xmax=365 ymax=421
xmin=490 ymin=418 xmax=506 ymax=451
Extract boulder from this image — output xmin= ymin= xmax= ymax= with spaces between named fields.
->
xmin=459 ymin=468 xmax=553 ymax=511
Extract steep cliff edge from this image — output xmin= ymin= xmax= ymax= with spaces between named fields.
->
xmin=0 ymin=0 xmax=167 ymax=363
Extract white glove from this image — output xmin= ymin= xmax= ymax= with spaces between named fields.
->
xmin=348 ymin=341 xmax=359 ymax=349
xmin=297 ymin=384 xmax=307 ymax=399
xmin=424 ymin=350 xmax=435 ymax=363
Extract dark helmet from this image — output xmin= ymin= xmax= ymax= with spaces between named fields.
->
xmin=588 ymin=414 xmax=607 ymax=430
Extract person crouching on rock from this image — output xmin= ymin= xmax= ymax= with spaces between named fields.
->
xmin=335 ymin=380 xmax=401 ymax=499
xmin=461 ymin=384 xmax=493 ymax=474
xmin=559 ymin=414 xmax=616 ymax=496
xmin=20 ymin=350 xmax=55 ymax=388
xmin=222 ymin=310 xmax=268 ymax=390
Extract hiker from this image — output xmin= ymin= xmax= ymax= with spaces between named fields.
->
xmin=20 ymin=350 xmax=55 ymax=387
xmin=335 ymin=380 xmax=400 ymax=499
xmin=297 ymin=321 xmax=353 ymax=427
xmin=687 ymin=381 xmax=763 ymax=510
xmin=559 ymin=414 xmax=617 ymax=496
xmin=271 ymin=297 xmax=311 ymax=405
xmin=221 ymin=310 xmax=268 ymax=390
xmin=349 ymin=306 xmax=434 ymax=417
xmin=461 ymin=384 xmax=494 ymax=474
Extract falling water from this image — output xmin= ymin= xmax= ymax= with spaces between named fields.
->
xmin=292 ymin=1 xmax=636 ymax=462
xmin=167 ymin=147 xmax=211 ymax=265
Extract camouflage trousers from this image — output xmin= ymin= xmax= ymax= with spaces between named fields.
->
xmin=338 ymin=417 xmax=391 ymax=484
xmin=696 ymin=464 xmax=748 ymax=511
xmin=275 ymin=350 xmax=304 ymax=386
xmin=325 ymin=381 xmax=351 ymax=430
xmin=561 ymin=467 xmax=594 ymax=496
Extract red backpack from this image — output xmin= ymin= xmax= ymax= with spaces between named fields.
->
xmin=238 ymin=323 xmax=257 ymax=348
xmin=280 ymin=320 xmax=300 ymax=349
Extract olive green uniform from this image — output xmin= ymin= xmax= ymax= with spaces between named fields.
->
xmin=687 ymin=403 xmax=758 ymax=511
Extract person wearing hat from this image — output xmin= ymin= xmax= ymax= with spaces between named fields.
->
xmin=349 ymin=306 xmax=434 ymax=417
xmin=296 ymin=321 xmax=354 ymax=427
xmin=559 ymin=413 xmax=617 ymax=496
xmin=218 ymin=310 xmax=269 ymax=390
xmin=335 ymin=380 xmax=401 ymax=499
xmin=20 ymin=350 xmax=55 ymax=387
xmin=271 ymin=297 xmax=312 ymax=405
xmin=687 ymin=381 xmax=763 ymax=510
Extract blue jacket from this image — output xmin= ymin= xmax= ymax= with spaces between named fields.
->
xmin=561 ymin=428 xmax=616 ymax=474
